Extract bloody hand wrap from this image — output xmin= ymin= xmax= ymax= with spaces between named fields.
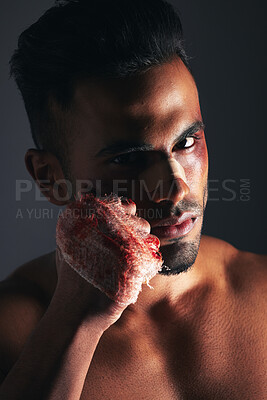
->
xmin=56 ymin=194 xmax=163 ymax=305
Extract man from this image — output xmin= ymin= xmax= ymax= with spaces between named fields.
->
xmin=0 ymin=0 xmax=266 ymax=398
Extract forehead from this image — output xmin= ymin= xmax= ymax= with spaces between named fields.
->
xmin=70 ymin=58 xmax=201 ymax=150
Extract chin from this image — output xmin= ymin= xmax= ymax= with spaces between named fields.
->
xmin=158 ymin=230 xmax=202 ymax=276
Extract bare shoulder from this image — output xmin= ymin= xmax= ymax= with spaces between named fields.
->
xmin=201 ymin=235 xmax=267 ymax=294
xmin=227 ymin=246 xmax=267 ymax=294
xmin=199 ymin=235 xmax=239 ymax=267
xmin=6 ymin=251 xmax=57 ymax=301
xmin=0 ymin=251 xmax=57 ymax=375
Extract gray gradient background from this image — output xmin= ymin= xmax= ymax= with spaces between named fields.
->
xmin=0 ymin=0 xmax=266 ymax=280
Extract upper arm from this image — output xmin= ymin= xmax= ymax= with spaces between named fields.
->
xmin=0 ymin=278 xmax=47 ymax=377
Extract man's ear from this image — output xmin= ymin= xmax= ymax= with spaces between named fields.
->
xmin=25 ymin=148 xmax=72 ymax=206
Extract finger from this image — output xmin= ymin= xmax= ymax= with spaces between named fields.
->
xmin=121 ymin=198 xmax=137 ymax=216
xmin=130 ymin=215 xmax=151 ymax=235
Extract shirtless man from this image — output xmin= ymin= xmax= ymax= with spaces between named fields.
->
xmin=0 ymin=0 xmax=266 ymax=399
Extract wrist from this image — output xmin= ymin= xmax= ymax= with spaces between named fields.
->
xmin=48 ymin=287 xmax=106 ymax=334
xmin=50 ymin=277 xmax=123 ymax=333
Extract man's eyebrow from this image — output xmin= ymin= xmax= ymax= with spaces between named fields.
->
xmin=96 ymin=120 xmax=205 ymax=157
xmin=95 ymin=141 xmax=153 ymax=157
xmin=174 ymin=120 xmax=205 ymax=143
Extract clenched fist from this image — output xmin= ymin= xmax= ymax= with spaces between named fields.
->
xmin=56 ymin=194 xmax=163 ymax=306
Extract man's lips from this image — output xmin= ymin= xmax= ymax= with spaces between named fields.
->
xmin=150 ymin=213 xmax=199 ymax=240
xmin=151 ymin=213 xmax=198 ymax=228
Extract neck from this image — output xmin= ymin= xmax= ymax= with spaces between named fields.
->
xmin=127 ymin=245 xmax=209 ymax=315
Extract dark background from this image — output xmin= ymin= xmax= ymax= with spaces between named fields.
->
xmin=0 ymin=0 xmax=266 ymax=280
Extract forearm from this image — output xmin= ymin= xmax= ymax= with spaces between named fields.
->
xmin=0 ymin=295 xmax=105 ymax=400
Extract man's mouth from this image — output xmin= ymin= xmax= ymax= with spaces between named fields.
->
xmin=150 ymin=213 xmax=198 ymax=240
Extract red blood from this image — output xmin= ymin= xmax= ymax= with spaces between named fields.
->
xmin=56 ymin=194 xmax=163 ymax=305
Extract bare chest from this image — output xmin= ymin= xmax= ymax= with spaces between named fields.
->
xmin=80 ymin=310 xmax=267 ymax=400
xmin=80 ymin=326 xmax=179 ymax=400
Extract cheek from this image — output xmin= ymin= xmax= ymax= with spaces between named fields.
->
xmin=179 ymin=140 xmax=209 ymax=192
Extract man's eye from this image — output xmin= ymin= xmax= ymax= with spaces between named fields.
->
xmin=174 ymin=136 xmax=198 ymax=150
xmin=111 ymin=152 xmax=140 ymax=165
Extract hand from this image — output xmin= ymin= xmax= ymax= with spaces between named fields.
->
xmin=55 ymin=194 xmax=163 ymax=328
xmin=54 ymin=246 xmax=128 ymax=330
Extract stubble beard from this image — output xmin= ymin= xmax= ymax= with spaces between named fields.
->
xmin=158 ymin=183 xmax=208 ymax=276
xmin=158 ymin=227 xmax=202 ymax=276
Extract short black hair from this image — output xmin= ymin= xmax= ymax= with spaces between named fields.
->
xmin=10 ymin=0 xmax=189 ymax=173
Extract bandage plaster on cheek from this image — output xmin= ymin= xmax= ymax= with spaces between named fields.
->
xmin=138 ymin=158 xmax=187 ymax=193
xmin=56 ymin=194 xmax=164 ymax=306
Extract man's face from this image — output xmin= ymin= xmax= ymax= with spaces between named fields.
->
xmin=66 ymin=58 xmax=208 ymax=274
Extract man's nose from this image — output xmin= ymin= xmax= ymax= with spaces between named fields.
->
xmin=139 ymin=158 xmax=190 ymax=204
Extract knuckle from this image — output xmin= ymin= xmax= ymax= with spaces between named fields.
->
xmin=131 ymin=215 xmax=151 ymax=233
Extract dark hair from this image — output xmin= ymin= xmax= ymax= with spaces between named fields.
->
xmin=10 ymin=0 xmax=189 ymax=172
